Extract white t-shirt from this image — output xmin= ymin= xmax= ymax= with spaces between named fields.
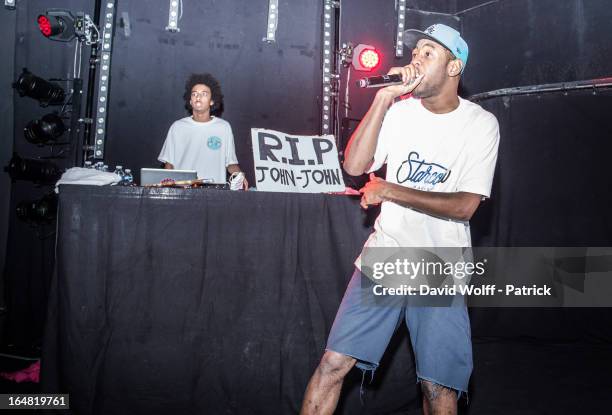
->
xmin=158 ymin=116 xmax=238 ymax=184
xmin=363 ymin=96 xmax=500 ymax=250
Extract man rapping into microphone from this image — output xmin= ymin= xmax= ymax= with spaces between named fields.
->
xmin=300 ymin=24 xmax=499 ymax=415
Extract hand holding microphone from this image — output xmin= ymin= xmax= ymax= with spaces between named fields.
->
xmin=358 ymin=64 xmax=424 ymax=97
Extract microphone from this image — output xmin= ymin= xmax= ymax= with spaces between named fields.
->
xmin=357 ymin=74 xmax=403 ymax=88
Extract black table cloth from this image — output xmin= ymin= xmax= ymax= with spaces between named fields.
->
xmin=42 ymin=185 xmax=420 ymax=415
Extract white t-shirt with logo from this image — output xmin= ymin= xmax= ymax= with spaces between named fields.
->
xmin=363 ymin=96 xmax=499 ymax=250
xmin=158 ymin=116 xmax=238 ymax=184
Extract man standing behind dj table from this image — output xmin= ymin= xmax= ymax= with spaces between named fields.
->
xmin=158 ymin=73 xmax=248 ymax=188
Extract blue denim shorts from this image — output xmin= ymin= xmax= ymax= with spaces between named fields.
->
xmin=326 ymin=268 xmax=473 ymax=394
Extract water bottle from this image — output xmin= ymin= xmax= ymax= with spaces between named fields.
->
xmin=124 ymin=169 xmax=134 ymax=186
xmin=113 ymin=165 xmax=125 ymax=183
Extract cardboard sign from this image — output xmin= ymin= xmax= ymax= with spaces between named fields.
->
xmin=251 ymin=128 xmax=345 ymax=193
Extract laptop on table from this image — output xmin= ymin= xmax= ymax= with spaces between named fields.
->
xmin=140 ymin=168 xmax=199 ymax=186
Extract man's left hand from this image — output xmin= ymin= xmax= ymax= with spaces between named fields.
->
xmin=359 ymin=173 xmax=390 ymax=209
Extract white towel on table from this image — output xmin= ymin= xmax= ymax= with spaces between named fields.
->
xmin=55 ymin=167 xmax=120 ymax=192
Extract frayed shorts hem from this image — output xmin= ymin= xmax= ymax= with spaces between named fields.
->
xmin=323 ymin=347 xmax=379 ymax=371
xmin=416 ymin=373 xmax=468 ymax=401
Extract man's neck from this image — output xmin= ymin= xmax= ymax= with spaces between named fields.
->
xmin=192 ymin=111 xmax=212 ymax=122
xmin=420 ymin=94 xmax=460 ymax=114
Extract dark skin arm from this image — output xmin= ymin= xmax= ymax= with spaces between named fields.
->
xmin=343 ymin=65 xmax=424 ymax=176
xmin=360 ymin=174 xmax=482 ymax=221
xmin=227 ymin=164 xmax=241 ymax=175
xmin=348 ymin=64 xmax=480 ymax=222
xmin=343 ymin=91 xmax=395 ymax=176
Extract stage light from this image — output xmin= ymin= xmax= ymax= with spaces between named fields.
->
xmin=93 ymin=1 xmax=117 ymax=159
xmin=358 ymin=49 xmax=379 ymax=70
xmin=16 ymin=193 xmax=58 ymax=224
xmin=4 ymin=153 xmax=62 ymax=184
xmin=38 ymin=15 xmax=56 ymax=37
xmin=24 ymin=113 xmax=66 ymax=146
xmin=37 ymin=10 xmax=77 ymax=42
xmin=5 ymin=0 xmax=16 ymax=11
xmin=262 ymin=0 xmax=279 ymax=43
xmin=166 ymin=0 xmax=180 ymax=32
xmin=13 ymin=68 xmax=65 ymax=106
xmin=352 ymin=44 xmax=380 ymax=72
xmin=395 ymin=0 xmax=406 ymax=57
xmin=321 ymin=0 xmax=338 ymax=135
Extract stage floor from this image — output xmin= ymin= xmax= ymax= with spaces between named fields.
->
xmin=3 ymin=339 xmax=611 ymax=414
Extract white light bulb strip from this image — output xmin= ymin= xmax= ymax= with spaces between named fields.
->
xmin=321 ymin=0 xmax=337 ymax=135
xmin=395 ymin=0 xmax=406 ymax=57
xmin=166 ymin=0 xmax=180 ymax=32
xmin=263 ymin=0 xmax=279 ymax=43
xmin=93 ymin=1 xmax=116 ymax=159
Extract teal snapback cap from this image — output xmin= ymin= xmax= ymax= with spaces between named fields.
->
xmin=404 ymin=23 xmax=469 ymax=73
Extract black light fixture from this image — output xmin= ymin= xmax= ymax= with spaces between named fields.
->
xmin=13 ymin=68 xmax=65 ymax=106
xmin=37 ymin=9 xmax=92 ymax=43
xmin=37 ymin=9 xmax=77 ymax=42
xmin=4 ymin=153 xmax=63 ymax=184
xmin=24 ymin=113 xmax=66 ymax=145
xmin=16 ymin=193 xmax=58 ymax=224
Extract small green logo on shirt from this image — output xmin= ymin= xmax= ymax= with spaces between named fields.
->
xmin=207 ymin=136 xmax=222 ymax=150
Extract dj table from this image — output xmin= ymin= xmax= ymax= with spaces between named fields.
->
xmin=41 ymin=185 xmax=420 ymax=414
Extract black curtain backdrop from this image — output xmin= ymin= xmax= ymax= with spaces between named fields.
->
xmin=42 ymin=185 xmax=420 ymax=415
xmin=459 ymin=0 xmax=612 ymax=96
xmin=469 ymin=91 xmax=612 ymax=341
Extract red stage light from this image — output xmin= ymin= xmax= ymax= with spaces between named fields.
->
xmin=38 ymin=15 xmax=53 ymax=37
xmin=351 ymin=44 xmax=381 ymax=72
xmin=37 ymin=11 xmax=76 ymax=42
xmin=358 ymin=49 xmax=380 ymax=70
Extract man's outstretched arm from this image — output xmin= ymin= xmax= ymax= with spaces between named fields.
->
xmin=360 ymin=174 xmax=482 ymax=221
